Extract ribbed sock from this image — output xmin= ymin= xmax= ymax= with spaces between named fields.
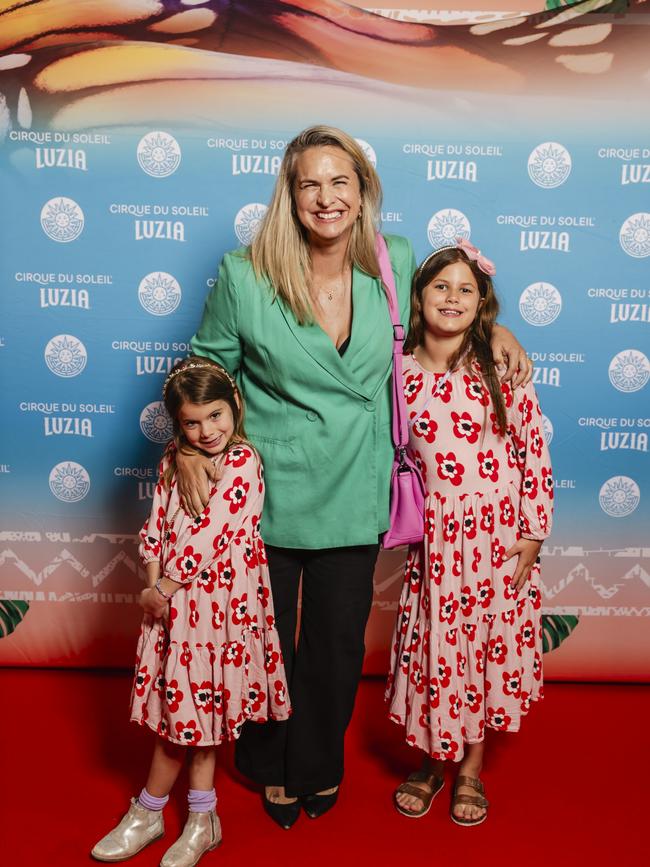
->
xmin=187 ymin=788 xmax=217 ymax=813
xmin=138 ymin=787 xmax=169 ymax=811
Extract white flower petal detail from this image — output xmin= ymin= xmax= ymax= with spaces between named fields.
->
xmin=549 ymin=23 xmax=612 ymax=47
xmin=18 ymin=86 xmax=32 ymax=129
xmin=0 ymin=53 xmax=32 ymax=70
xmin=503 ymin=33 xmax=547 ymax=46
xmin=0 ymin=94 xmax=10 ymax=142
xmin=555 ymin=52 xmax=613 ymax=74
xmin=470 ymin=17 xmax=522 ymax=36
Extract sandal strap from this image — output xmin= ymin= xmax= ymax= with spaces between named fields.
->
xmin=453 ymin=793 xmax=489 ymax=809
xmin=407 ymin=771 xmax=444 ymax=786
xmin=396 ymin=782 xmax=435 ymax=800
xmin=455 ymin=775 xmax=484 ymax=795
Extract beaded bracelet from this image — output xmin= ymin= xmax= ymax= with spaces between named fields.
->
xmin=154 ymin=578 xmax=172 ymax=600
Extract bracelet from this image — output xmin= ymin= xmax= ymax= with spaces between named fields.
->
xmin=154 ymin=578 xmax=172 ymax=601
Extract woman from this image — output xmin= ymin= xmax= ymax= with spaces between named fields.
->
xmin=180 ymin=125 xmax=530 ymax=827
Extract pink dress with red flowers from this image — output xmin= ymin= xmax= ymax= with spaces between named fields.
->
xmin=130 ymin=443 xmax=291 ymax=746
xmin=386 ymin=356 xmax=553 ymax=761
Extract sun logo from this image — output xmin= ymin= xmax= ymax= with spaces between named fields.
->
xmin=608 ymin=349 xmax=650 ymax=393
xmin=44 ymin=334 xmax=87 ymax=377
xmin=234 ymin=203 xmax=268 ymax=245
xmin=598 ymin=476 xmax=640 ymax=518
xmin=519 ymin=282 xmax=562 ymax=327
xmin=137 ymin=131 xmax=182 ymax=178
xmin=355 ymin=138 xmax=377 ymax=167
xmin=542 ymin=415 xmax=553 ymax=445
xmin=138 ymin=272 xmax=182 ymax=316
xmin=527 ymin=143 xmax=572 ymax=189
xmin=140 ymin=401 xmax=174 ymax=443
xmin=426 ymin=209 xmax=470 ymax=248
xmin=40 ymin=197 xmax=84 ymax=242
xmin=619 ymin=213 xmax=650 ymax=258
xmin=49 ymin=461 xmax=91 ymax=503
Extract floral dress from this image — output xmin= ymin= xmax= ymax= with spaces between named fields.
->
xmin=386 ymin=356 xmax=553 ymax=761
xmin=130 ymin=443 xmax=291 ymax=746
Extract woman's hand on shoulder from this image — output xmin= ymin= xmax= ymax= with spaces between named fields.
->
xmin=175 ymin=450 xmax=222 ymax=517
xmin=491 ymin=324 xmax=532 ymax=388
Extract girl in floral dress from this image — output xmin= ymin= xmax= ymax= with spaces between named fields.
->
xmin=92 ymin=357 xmax=290 ymax=866
xmin=386 ymin=240 xmax=553 ymax=826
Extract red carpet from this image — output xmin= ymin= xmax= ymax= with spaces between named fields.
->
xmin=2 ymin=669 xmax=646 ymax=866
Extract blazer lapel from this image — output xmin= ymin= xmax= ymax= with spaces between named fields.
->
xmin=276 ymin=276 xmax=375 ymax=400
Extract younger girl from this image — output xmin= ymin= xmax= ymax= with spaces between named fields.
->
xmin=92 ymin=357 xmax=290 ymax=865
xmin=386 ymin=240 xmax=553 ymax=826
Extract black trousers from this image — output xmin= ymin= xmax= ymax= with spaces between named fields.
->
xmin=235 ymin=542 xmax=380 ymax=797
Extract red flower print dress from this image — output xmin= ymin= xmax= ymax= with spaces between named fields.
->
xmin=130 ymin=444 xmax=290 ymax=746
xmin=386 ymin=357 xmax=553 ymax=761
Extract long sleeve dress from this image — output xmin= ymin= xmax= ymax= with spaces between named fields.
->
xmin=129 ymin=443 xmax=291 ymax=746
xmin=386 ymin=356 xmax=553 ymax=761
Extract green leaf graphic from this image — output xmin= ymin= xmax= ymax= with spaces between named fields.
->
xmin=0 ymin=600 xmax=30 ymax=638
xmin=541 ymin=614 xmax=579 ymax=653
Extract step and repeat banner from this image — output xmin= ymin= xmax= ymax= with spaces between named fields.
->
xmin=0 ymin=0 xmax=648 ymax=679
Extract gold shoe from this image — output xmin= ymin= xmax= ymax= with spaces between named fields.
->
xmin=91 ymin=798 xmax=164 ymax=861
xmin=160 ymin=810 xmax=221 ymax=867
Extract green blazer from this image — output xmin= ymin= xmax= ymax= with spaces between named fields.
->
xmin=191 ymin=233 xmax=416 ymax=549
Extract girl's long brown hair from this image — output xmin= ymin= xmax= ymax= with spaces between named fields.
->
xmin=405 ymin=248 xmax=508 ymax=436
xmin=161 ymin=356 xmax=247 ymax=488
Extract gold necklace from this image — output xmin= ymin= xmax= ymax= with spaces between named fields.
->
xmin=313 ymin=269 xmax=351 ymax=303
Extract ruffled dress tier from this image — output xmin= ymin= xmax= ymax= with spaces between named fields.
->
xmin=130 ymin=444 xmax=290 ymax=746
xmin=386 ymin=357 xmax=553 ymax=761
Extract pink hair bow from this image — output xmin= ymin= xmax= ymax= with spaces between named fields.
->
xmin=455 ymin=237 xmax=496 ymax=276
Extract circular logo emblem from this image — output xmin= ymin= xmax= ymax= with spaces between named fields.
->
xmin=40 ymin=197 xmax=84 ymax=242
xmin=140 ymin=401 xmax=173 ymax=443
xmin=527 ymin=142 xmax=572 ymax=189
xmin=608 ymin=349 xmax=650 ymax=393
xmin=234 ymin=203 xmax=268 ymax=245
xmin=138 ymin=272 xmax=182 ymax=316
xmin=519 ymin=282 xmax=562 ymax=327
xmin=598 ymin=476 xmax=640 ymax=518
xmin=355 ymin=138 xmax=377 ymax=167
xmin=426 ymin=209 xmax=471 ymax=249
xmin=619 ymin=212 xmax=650 ymax=258
xmin=542 ymin=414 xmax=554 ymax=445
xmin=137 ymin=131 xmax=181 ymax=177
xmin=44 ymin=334 xmax=87 ymax=377
xmin=49 ymin=461 xmax=91 ymax=503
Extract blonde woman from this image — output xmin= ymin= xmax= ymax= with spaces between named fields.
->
xmin=178 ymin=126 xmax=530 ymax=828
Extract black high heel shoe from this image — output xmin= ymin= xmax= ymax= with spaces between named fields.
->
xmin=301 ymin=787 xmax=339 ymax=819
xmin=262 ymin=793 xmax=301 ymax=830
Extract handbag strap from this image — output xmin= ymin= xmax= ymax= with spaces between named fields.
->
xmin=375 ymin=233 xmax=408 ymax=451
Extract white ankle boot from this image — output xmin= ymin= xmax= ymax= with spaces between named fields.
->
xmin=160 ymin=810 xmax=221 ymax=867
xmin=91 ymin=798 xmax=164 ymax=861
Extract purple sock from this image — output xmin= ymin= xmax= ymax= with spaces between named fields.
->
xmin=138 ymin=787 xmax=169 ymax=811
xmin=188 ymin=788 xmax=216 ymax=813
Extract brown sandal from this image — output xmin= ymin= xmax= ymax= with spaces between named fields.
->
xmin=450 ymin=775 xmax=489 ymax=826
xmin=394 ymin=770 xmax=445 ymax=818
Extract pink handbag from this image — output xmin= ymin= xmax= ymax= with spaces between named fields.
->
xmin=376 ymin=234 xmax=426 ymax=549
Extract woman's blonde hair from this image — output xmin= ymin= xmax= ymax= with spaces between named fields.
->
xmin=250 ymin=125 xmax=383 ymax=324
xmin=161 ymin=356 xmax=247 ymax=488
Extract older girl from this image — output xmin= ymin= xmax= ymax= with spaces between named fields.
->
xmin=387 ymin=241 xmax=552 ymax=825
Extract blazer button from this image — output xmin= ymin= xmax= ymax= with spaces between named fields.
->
xmin=364 ymin=401 xmax=375 ymax=413
xmin=306 ymin=411 xmax=318 ymax=422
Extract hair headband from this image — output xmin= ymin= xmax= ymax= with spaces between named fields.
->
xmin=416 ymin=236 xmax=496 ymax=279
xmin=162 ymin=361 xmax=237 ymax=398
